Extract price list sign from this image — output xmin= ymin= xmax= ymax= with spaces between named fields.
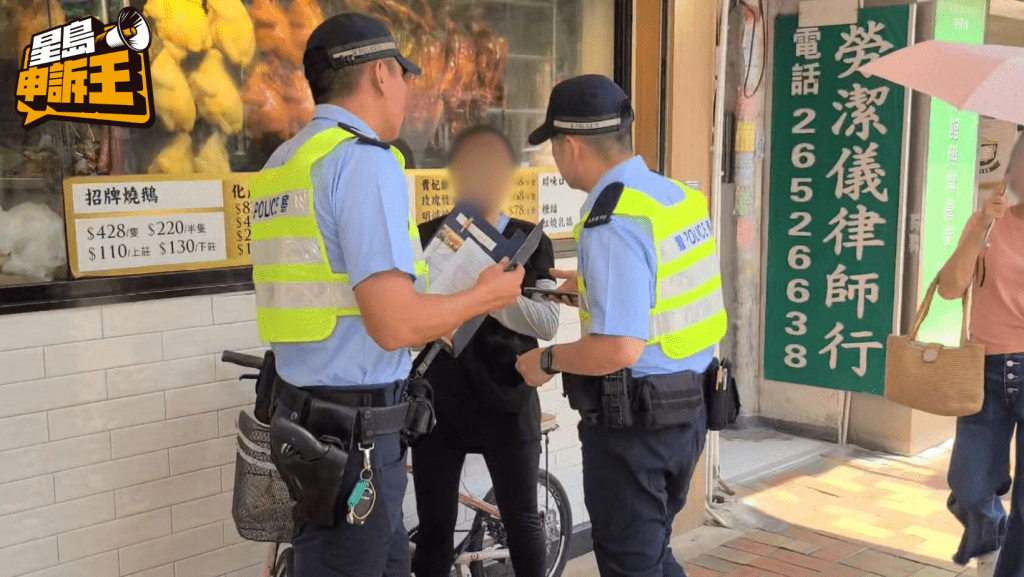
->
xmin=537 ymin=170 xmax=585 ymax=239
xmin=225 ymin=175 xmax=254 ymax=263
xmin=504 ymin=171 xmax=539 ymax=223
xmin=63 ymin=174 xmax=255 ymax=277
xmin=764 ymin=6 xmax=909 ymax=395
xmin=412 ymin=170 xmax=455 ymax=225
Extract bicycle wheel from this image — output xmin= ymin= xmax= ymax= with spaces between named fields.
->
xmin=467 ymin=469 xmax=572 ymax=577
xmin=273 ymin=546 xmax=292 ymax=577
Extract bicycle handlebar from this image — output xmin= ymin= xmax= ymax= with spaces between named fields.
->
xmin=222 ymin=350 xmax=263 ymax=369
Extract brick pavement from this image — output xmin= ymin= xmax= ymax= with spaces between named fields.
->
xmin=684 ymin=443 xmax=1016 ymax=577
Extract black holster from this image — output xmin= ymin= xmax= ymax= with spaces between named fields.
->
xmin=563 ymin=373 xmax=603 ymax=427
xmin=269 ymin=411 xmax=350 ymax=528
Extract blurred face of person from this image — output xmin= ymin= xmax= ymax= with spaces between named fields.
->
xmin=374 ymin=58 xmax=408 ymax=141
xmin=448 ymin=133 xmax=517 ymax=217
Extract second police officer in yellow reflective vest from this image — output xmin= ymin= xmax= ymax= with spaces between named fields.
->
xmin=517 ymin=75 xmax=728 ymax=577
xmin=250 ymin=14 xmax=524 ymax=577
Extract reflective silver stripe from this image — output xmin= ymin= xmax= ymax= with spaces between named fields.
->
xmin=251 ymin=190 xmax=310 ymax=224
xmin=237 ymin=432 xmax=270 ymax=455
xmin=236 ymin=446 xmax=277 ymax=471
xmin=658 ymin=217 xmax=714 ymax=263
xmin=250 ymin=238 xmax=323 ymax=266
xmin=552 ymin=117 xmax=622 ymax=131
xmin=649 ymin=289 xmax=725 ymax=338
xmin=659 ymin=253 xmax=721 ymax=300
xmin=330 ymin=41 xmax=397 ymax=60
xmin=255 ymin=281 xmax=358 ymax=310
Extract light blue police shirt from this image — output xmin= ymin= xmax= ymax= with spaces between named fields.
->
xmin=577 ymin=155 xmax=716 ymax=377
xmin=261 ymin=105 xmax=418 ymax=388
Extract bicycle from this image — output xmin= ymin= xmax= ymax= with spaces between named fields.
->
xmin=222 ymin=350 xmax=572 ymax=577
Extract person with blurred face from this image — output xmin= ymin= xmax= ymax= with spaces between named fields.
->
xmin=939 ymin=132 xmax=1024 ymax=577
xmin=250 ymin=15 xmax=524 ymax=577
xmin=411 ymin=125 xmax=558 ymax=577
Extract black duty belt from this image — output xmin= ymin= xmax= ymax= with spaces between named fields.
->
xmin=273 ymin=378 xmax=411 ymax=444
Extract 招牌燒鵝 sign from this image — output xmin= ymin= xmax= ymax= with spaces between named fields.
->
xmin=764 ymin=6 xmax=909 ymax=395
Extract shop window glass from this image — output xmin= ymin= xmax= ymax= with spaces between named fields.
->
xmin=1 ymin=0 xmax=614 ymax=287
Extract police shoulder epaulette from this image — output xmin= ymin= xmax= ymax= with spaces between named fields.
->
xmin=584 ymin=182 xmax=625 ymax=229
xmin=337 ymin=122 xmax=389 ymax=150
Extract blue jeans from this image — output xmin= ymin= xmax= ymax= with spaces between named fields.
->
xmin=948 ymin=353 xmax=1024 ymax=577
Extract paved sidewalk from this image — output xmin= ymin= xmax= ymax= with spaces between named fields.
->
xmin=685 ymin=440 xmax=1015 ymax=577
xmin=565 ymin=438 xmax=1015 ymax=576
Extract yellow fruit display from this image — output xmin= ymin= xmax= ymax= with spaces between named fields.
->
xmin=143 ymin=0 xmax=212 ymax=54
xmin=151 ymin=51 xmax=196 ymax=132
xmin=151 ymin=33 xmax=188 ymax=63
xmin=194 ymin=132 xmax=232 ymax=174
xmin=148 ymin=133 xmax=193 ymax=174
xmin=208 ymin=0 xmax=256 ymax=66
xmin=189 ymin=50 xmax=244 ymax=135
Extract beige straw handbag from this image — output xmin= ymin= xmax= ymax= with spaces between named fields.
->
xmin=884 ymin=276 xmax=985 ymax=417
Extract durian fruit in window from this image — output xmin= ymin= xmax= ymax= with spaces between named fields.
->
xmin=193 ymin=131 xmax=231 ymax=174
xmin=148 ymin=133 xmax=193 ymax=174
xmin=208 ymin=0 xmax=256 ymax=66
xmin=189 ymin=50 xmax=243 ymax=135
xmin=143 ymin=0 xmax=212 ymax=54
xmin=152 ymin=50 xmax=196 ymax=132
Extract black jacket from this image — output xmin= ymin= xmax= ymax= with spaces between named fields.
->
xmin=412 ymin=216 xmax=555 ymax=448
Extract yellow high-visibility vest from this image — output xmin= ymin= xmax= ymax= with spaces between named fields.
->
xmin=573 ymin=182 xmax=727 ymax=360
xmin=250 ymin=126 xmax=428 ymax=343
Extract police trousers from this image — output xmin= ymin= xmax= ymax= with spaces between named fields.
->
xmin=947 ymin=353 xmax=1024 ymax=577
xmin=286 ymin=380 xmax=411 ymax=577
xmin=580 ymin=411 xmax=707 ymax=577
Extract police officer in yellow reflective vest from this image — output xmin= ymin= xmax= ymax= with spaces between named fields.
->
xmin=251 ymin=14 xmax=524 ymax=577
xmin=516 ymin=75 xmax=728 ymax=577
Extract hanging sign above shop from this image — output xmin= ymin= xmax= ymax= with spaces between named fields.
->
xmin=63 ymin=174 xmax=254 ymax=277
xmin=763 ymin=6 xmax=910 ymax=395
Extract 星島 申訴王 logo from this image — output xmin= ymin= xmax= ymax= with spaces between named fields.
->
xmin=15 ymin=7 xmax=155 ymax=130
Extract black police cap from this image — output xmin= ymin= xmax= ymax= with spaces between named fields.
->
xmin=304 ymin=13 xmax=421 ymax=77
xmin=528 ymin=75 xmax=634 ymax=146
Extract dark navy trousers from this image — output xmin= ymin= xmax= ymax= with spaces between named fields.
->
xmin=580 ymin=415 xmax=707 ymax=577
xmin=290 ymin=382 xmax=411 ymax=577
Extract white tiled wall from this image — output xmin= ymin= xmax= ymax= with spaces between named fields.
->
xmin=0 ymin=256 xmax=586 ymax=577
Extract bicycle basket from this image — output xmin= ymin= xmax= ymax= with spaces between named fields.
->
xmin=232 ymin=410 xmax=294 ymax=543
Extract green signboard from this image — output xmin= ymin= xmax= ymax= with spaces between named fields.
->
xmin=917 ymin=0 xmax=987 ymax=346
xmin=765 ymin=6 xmax=909 ymax=395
